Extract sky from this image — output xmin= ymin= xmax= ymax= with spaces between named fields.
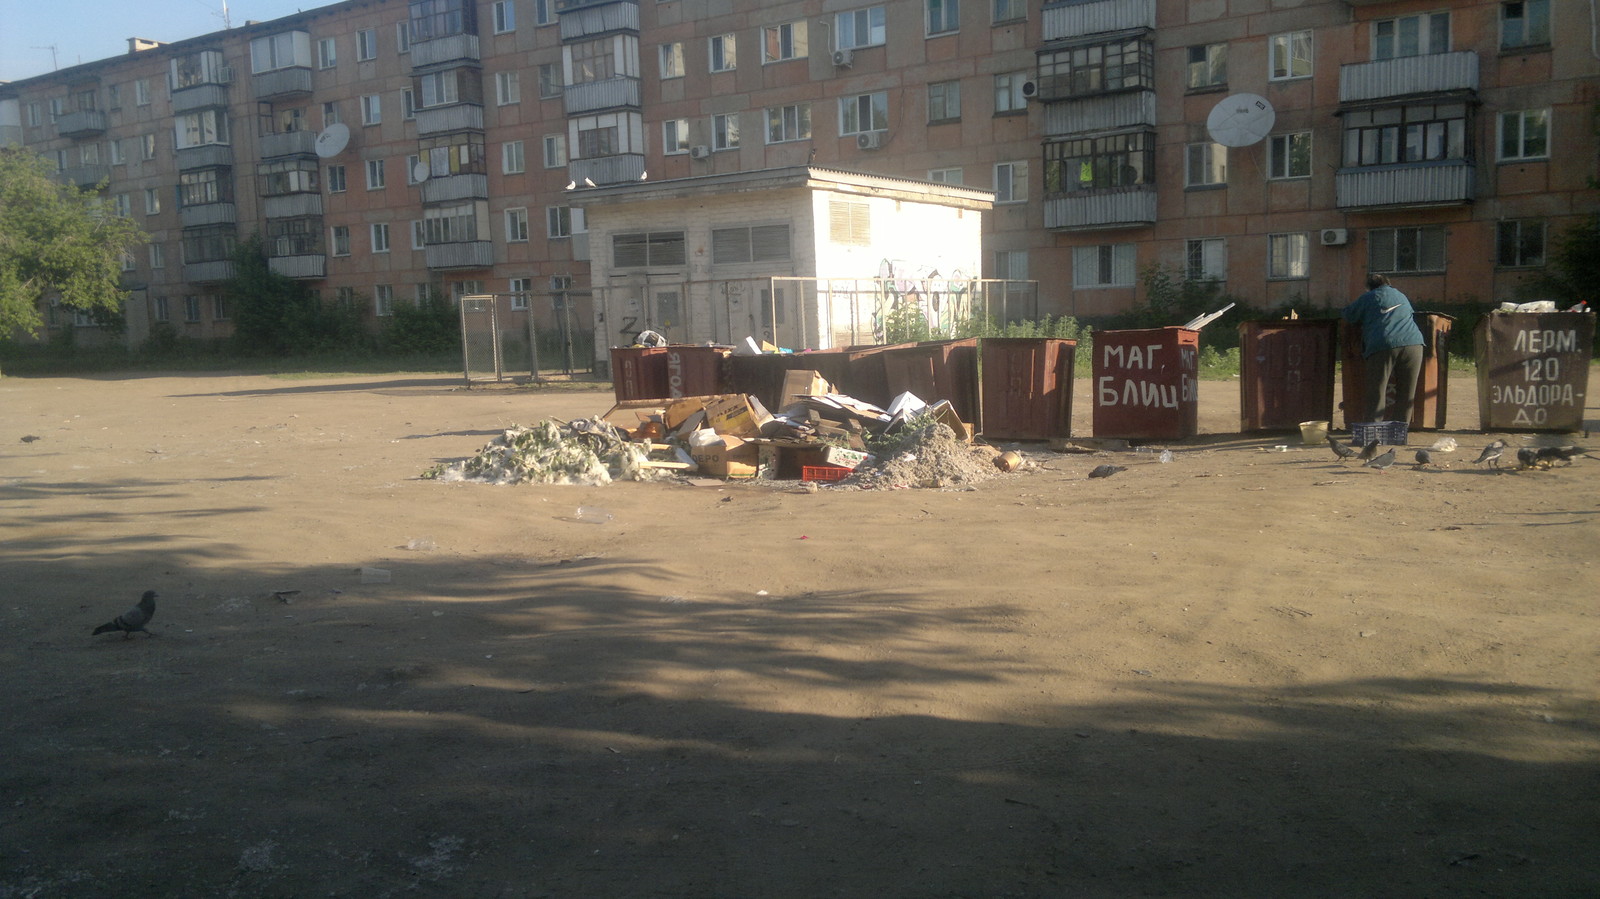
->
xmin=0 ymin=0 xmax=318 ymax=83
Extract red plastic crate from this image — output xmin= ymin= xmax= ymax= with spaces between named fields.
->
xmin=801 ymin=465 xmax=851 ymax=482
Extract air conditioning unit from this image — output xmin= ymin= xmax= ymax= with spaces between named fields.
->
xmin=1320 ymin=228 xmax=1349 ymax=246
xmin=217 ymin=66 xmax=233 ymax=84
xmin=856 ymin=131 xmax=884 ymax=150
xmin=689 ymin=145 xmax=710 ymax=159
xmin=832 ymin=49 xmax=854 ymax=68
xmin=1020 ymin=80 xmax=1038 ymax=99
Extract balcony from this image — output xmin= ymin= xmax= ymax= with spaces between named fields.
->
xmin=569 ymin=153 xmax=645 ymax=186
xmin=57 ymin=164 xmax=110 ymax=190
xmin=411 ymin=33 xmax=479 ymax=68
xmin=425 ymin=240 xmax=493 ymax=270
xmin=176 ymin=144 xmax=234 ymax=171
xmin=263 ymin=193 xmax=323 ymax=218
xmin=1045 ymin=188 xmax=1157 ymax=231
xmin=56 ymin=109 xmax=107 ymax=138
xmin=259 ymin=130 xmax=318 ymax=159
xmin=415 ymin=103 xmax=484 ymax=135
xmin=562 ymin=77 xmax=640 ymax=115
xmin=251 ymin=66 xmax=313 ymax=101
xmin=184 ymin=259 xmax=237 ymax=283
xmin=171 ymin=83 xmax=230 ymax=114
xmin=268 ymin=255 xmax=326 ymax=279
xmin=1335 ymin=162 xmax=1474 ymax=209
xmin=179 ymin=202 xmax=237 ymax=228
xmin=1042 ymin=0 xmax=1154 ymax=42
xmin=1339 ymin=51 xmax=1477 ymax=104
xmin=559 ymin=1 xmax=639 ymax=40
xmin=1042 ymin=91 xmax=1154 ymax=137
xmin=421 ymin=173 xmax=488 ymax=204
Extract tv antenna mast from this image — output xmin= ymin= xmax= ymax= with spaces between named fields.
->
xmin=194 ymin=0 xmax=233 ymax=29
xmin=32 ymin=45 xmax=59 ymax=71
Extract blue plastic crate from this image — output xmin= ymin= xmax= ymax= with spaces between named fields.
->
xmin=1350 ymin=420 xmax=1408 ymax=446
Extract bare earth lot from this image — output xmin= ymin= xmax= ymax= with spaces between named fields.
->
xmin=1 ymin=369 xmax=1596 ymax=898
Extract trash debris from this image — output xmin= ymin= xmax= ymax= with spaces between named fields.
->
xmin=360 ymin=567 xmax=391 ymax=584
xmin=571 ymin=505 xmax=613 ymax=525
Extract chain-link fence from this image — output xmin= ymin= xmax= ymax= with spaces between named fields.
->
xmin=457 ymin=292 xmax=595 ymax=384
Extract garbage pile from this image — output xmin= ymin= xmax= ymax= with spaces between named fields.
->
xmin=423 ymin=418 xmax=664 ymax=486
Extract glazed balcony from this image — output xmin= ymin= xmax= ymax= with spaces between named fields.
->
xmin=421 ymin=173 xmax=488 ymax=204
xmin=1335 ymin=162 xmax=1474 ymax=209
xmin=562 ymin=77 xmax=640 ymax=115
xmin=251 ymin=66 xmax=313 ymax=101
xmin=411 ymin=33 xmax=479 ymax=68
xmin=56 ymin=109 xmax=107 ymax=138
xmin=415 ymin=103 xmax=484 ymax=136
xmin=183 ymin=259 xmax=237 ymax=283
xmin=569 ymin=153 xmax=645 ymax=186
xmin=178 ymin=202 xmax=237 ymax=228
xmin=1045 ymin=187 xmax=1157 ymax=231
xmin=425 ymin=240 xmax=494 ymax=270
xmin=559 ymin=1 xmax=639 ymax=40
xmin=268 ymin=255 xmax=326 ymax=279
xmin=170 ymin=82 xmax=231 ymax=114
xmin=1339 ymin=51 xmax=1477 ymax=104
xmin=1042 ymin=91 xmax=1154 ymax=137
xmin=176 ymin=144 xmax=234 ymax=171
xmin=259 ymin=130 xmax=318 ymax=159
xmin=1042 ymin=0 xmax=1154 ymax=42
xmin=262 ymin=193 xmax=323 ymax=218
xmin=57 ymin=164 xmax=110 ymax=190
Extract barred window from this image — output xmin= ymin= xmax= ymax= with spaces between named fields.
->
xmin=613 ymin=231 xmax=686 ymax=268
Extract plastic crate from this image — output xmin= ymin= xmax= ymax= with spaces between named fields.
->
xmin=801 ymin=465 xmax=852 ymax=482
xmin=1350 ymin=420 xmax=1408 ymax=446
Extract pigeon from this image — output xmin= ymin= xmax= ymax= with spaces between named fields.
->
xmin=1516 ymin=447 xmax=1542 ymax=470
xmin=639 ymin=170 xmax=648 ymax=180
xmin=564 ymin=180 xmax=576 ymax=190
xmin=1356 ymin=439 xmax=1381 ymax=462
xmin=1535 ymin=445 xmax=1588 ymax=466
xmin=1364 ymin=447 xmax=1396 ymax=472
xmin=1088 ymin=464 xmax=1126 ymax=479
xmin=1327 ymin=435 xmax=1357 ymax=463
xmin=1474 ymin=440 xmax=1507 ymax=470
xmin=1413 ymin=448 xmax=1434 ymax=469
xmin=583 ymin=177 xmax=597 ymax=187
xmin=92 ymin=590 xmax=157 ymax=638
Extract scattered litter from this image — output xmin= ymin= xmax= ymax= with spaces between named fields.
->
xmin=570 ymin=505 xmax=613 ymax=525
xmin=360 ymin=567 xmax=391 ymax=584
xmin=1429 ymin=436 xmax=1458 ymax=453
xmin=405 ymin=538 xmax=437 ymax=551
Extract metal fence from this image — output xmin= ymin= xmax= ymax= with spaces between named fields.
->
xmin=457 ymin=292 xmax=595 ymax=384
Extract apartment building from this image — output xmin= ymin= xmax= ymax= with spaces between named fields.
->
xmin=0 ymin=0 xmax=1590 ymax=357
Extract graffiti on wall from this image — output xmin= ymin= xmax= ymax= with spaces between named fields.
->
xmin=874 ymin=257 xmax=970 ymax=341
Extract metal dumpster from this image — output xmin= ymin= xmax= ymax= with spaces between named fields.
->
xmin=980 ymin=338 xmax=1077 ymax=440
xmin=1339 ymin=312 xmax=1453 ymax=430
xmin=880 ymin=338 xmax=980 ymax=425
xmin=1238 ymin=319 xmax=1337 ymax=432
xmin=1092 ymin=327 xmax=1199 ymax=440
xmin=609 ymin=346 xmax=670 ymax=402
xmin=1473 ymin=311 xmax=1594 ymax=432
xmin=664 ymin=345 xmax=732 ymax=398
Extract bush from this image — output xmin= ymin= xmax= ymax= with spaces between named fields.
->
xmin=382 ymin=290 xmax=458 ymax=354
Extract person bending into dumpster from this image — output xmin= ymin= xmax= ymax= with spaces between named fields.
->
xmin=1342 ymin=273 xmax=1425 ymax=423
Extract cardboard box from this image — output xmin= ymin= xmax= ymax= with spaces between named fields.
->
xmin=821 ymin=445 xmax=872 ymax=470
xmin=703 ymin=394 xmax=774 ymax=439
xmin=780 ymin=369 xmax=837 ymax=410
xmin=689 ymin=433 xmax=759 ymax=479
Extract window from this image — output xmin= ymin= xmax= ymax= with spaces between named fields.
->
xmin=1374 ymin=12 xmax=1449 ymax=59
xmin=181 ymin=225 xmax=235 ymax=264
xmin=141 ymin=134 xmax=157 ymax=160
xmin=1368 ymin=226 xmax=1446 ymax=273
xmin=421 ymin=132 xmax=486 ymax=177
xmin=543 ymin=134 xmax=566 ymax=167
xmin=995 ymin=160 xmax=1028 ymax=203
xmin=175 ymin=110 xmax=229 ymax=149
xmin=1268 ymin=132 xmax=1312 ymax=179
xmin=710 ymin=34 xmax=737 ymax=72
xmin=26 ymin=102 xmax=42 ymax=127
xmin=375 ymin=284 xmax=395 ymax=317
xmin=424 ymin=202 xmax=487 ymax=244
xmin=547 ymin=206 xmax=575 ymax=239
xmin=994 ymin=71 xmax=1028 ymax=113
xmin=450 ymin=281 xmax=483 ymax=302
xmin=1186 ymin=142 xmax=1227 ymax=187
xmin=1270 ymin=31 xmax=1312 ymax=80
xmin=503 ymin=140 xmax=525 ymax=173
xmin=1344 ymin=103 xmax=1469 ymax=167
xmin=1186 ymin=238 xmax=1227 ymax=282
xmin=711 ymin=225 xmax=792 ymax=264
xmin=992 ymin=0 xmax=1025 ymax=23
xmin=534 ymin=0 xmax=552 ymax=26
xmin=712 ymin=113 xmax=740 ymax=150
xmin=112 ymin=194 xmax=132 ymax=218
xmin=840 ymin=91 xmax=888 ymax=134
xmin=538 ymin=63 xmax=562 ymax=98
xmin=414 ymin=283 xmax=430 ymax=303
xmin=1072 ymin=245 xmax=1136 ymax=288
xmin=1497 ymin=220 xmax=1545 ymax=268
xmin=411 ymin=0 xmax=477 ymax=42
xmin=496 ymin=71 xmax=520 ymax=105
xmin=213 ymin=297 xmax=229 ymax=321
xmin=400 ymin=90 xmax=415 ymax=121
xmin=267 ymin=217 xmax=323 ymax=256
xmin=418 ymin=70 xmax=461 ymax=107
xmin=48 ymin=97 xmax=64 ymax=122
xmin=135 ymin=79 xmax=152 ymax=106
xmin=357 ymin=28 xmax=377 ymax=60
xmin=577 ymin=125 xmax=619 ymax=158
xmin=660 ymin=43 xmax=685 ymax=78
xmin=327 ymin=164 xmax=347 ymax=192
xmin=836 ymin=6 xmax=887 ymax=49
xmin=361 ymin=94 xmax=382 ymax=125
xmin=397 ymin=21 xmax=411 ymax=53
xmin=405 ymin=154 xmax=422 ymax=184
xmin=185 ymin=297 xmax=202 ymax=322
xmin=1267 ymin=233 xmax=1310 ymax=279
xmin=153 ymin=297 xmax=169 ymax=322
xmin=371 ymin=222 xmax=391 ymax=253
xmin=179 ymin=168 xmax=233 ymax=207
xmin=1186 ymin=43 xmax=1227 ymax=89
xmin=766 ymin=104 xmax=811 ymax=143
xmin=613 ymin=231 xmax=686 ymax=267
xmin=663 ymin=119 xmax=691 ymax=154
xmin=1499 ymin=109 xmax=1549 ymax=161
xmin=763 ymin=22 xmax=807 ymax=62
xmin=572 ymin=40 xmax=614 ymax=84
xmin=493 ymin=0 xmax=515 ymax=33
xmin=928 ymin=81 xmax=960 ymax=123
xmin=335 ymin=287 xmax=357 ymax=308
xmin=323 ymin=101 xmax=341 ymax=126
xmin=149 ymin=244 xmax=165 ymax=269
xmin=144 ymin=188 xmax=161 ymax=215
xmin=318 ymin=37 xmax=338 ymax=69
xmin=505 ymin=207 xmax=529 ymax=242
xmin=1037 ymin=39 xmax=1153 ymax=99
xmin=993 ymin=249 xmax=1027 ymax=280
xmin=107 ymin=84 xmax=121 ymax=109
xmin=121 ymin=250 xmax=136 ymax=273
xmin=928 ymin=0 xmax=959 ymax=36
xmin=411 ymin=220 xmax=426 ymax=249
xmin=508 ymin=278 xmax=531 ymax=310
xmin=828 ymin=201 xmax=871 ymax=246
xmin=79 ymin=143 xmax=101 ymax=166
xmin=331 ymin=226 xmax=351 ymax=256
xmin=1502 ymin=0 xmax=1550 ymax=50
xmin=108 ymin=140 xmax=126 ymax=167
xmin=366 ymin=159 xmax=385 ymax=189
xmin=260 ymin=159 xmax=318 ymax=195
xmin=928 ymin=167 xmax=962 ymax=184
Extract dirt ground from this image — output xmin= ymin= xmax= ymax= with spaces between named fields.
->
xmin=2 ymin=367 xmax=1596 ymax=898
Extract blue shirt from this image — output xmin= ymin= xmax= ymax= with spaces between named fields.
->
xmin=1343 ymin=285 xmax=1424 ymax=357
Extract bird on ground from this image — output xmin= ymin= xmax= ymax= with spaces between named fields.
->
xmin=1535 ymin=445 xmax=1589 ymax=466
xmin=1088 ymin=464 xmax=1126 ymax=479
xmin=1364 ymin=447 xmax=1397 ymax=472
xmin=1326 ymin=435 xmax=1357 ymax=463
xmin=1516 ymin=447 xmax=1542 ymax=470
xmin=92 ymin=590 xmax=157 ymax=638
xmin=1356 ymin=439 xmax=1381 ymax=463
xmin=1474 ymin=440 xmax=1507 ymax=470
xmin=1413 ymin=448 xmax=1434 ymax=469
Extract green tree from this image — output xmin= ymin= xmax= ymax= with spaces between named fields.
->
xmin=225 ymin=234 xmax=366 ymax=355
xmin=0 ymin=147 xmax=145 ymax=340
xmin=1518 ymin=213 xmax=1600 ymax=308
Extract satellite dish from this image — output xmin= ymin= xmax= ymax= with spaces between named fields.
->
xmin=412 ymin=161 xmax=430 ymax=183
xmin=314 ymin=122 xmax=350 ymax=158
xmin=1206 ymin=93 xmax=1275 ymax=147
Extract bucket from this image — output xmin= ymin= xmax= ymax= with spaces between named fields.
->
xmin=1299 ymin=420 xmax=1330 ymax=445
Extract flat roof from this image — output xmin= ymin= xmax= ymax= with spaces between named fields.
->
xmin=566 ymin=165 xmax=996 ymax=213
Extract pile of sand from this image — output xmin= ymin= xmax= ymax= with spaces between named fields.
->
xmin=844 ymin=422 xmax=1006 ymax=489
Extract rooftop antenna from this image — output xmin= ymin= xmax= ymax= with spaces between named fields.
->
xmin=194 ymin=0 xmax=233 ymax=29
xmin=32 ymin=45 xmax=59 ymax=71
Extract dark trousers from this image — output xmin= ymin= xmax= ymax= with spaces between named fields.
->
xmin=1363 ymin=344 xmax=1424 ymax=422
